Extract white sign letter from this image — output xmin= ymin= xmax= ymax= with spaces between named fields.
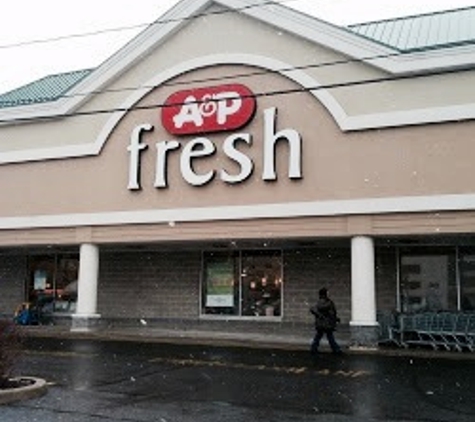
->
xmin=262 ymin=107 xmax=302 ymax=181
xmin=215 ymin=91 xmax=242 ymax=125
xmin=127 ymin=124 xmax=153 ymax=190
xmin=173 ymin=96 xmax=204 ymax=129
xmin=154 ymin=140 xmax=180 ymax=188
xmin=221 ymin=133 xmax=253 ymax=183
xmin=180 ymin=137 xmax=216 ymax=186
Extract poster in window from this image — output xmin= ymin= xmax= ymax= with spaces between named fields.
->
xmin=206 ymin=259 xmax=234 ymax=307
xmin=34 ymin=269 xmax=47 ymax=290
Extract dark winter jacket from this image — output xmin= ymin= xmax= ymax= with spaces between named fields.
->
xmin=310 ymin=297 xmax=339 ymax=331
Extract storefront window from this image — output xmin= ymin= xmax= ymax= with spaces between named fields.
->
xmin=28 ymin=254 xmax=79 ymax=317
xmin=459 ymin=248 xmax=475 ymax=311
xmin=202 ymin=250 xmax=282 ymax=317
xmin=399 ymin=248 xmax=456 ymax=313
xmin=241 ymin=250 xmax=282 ymax=317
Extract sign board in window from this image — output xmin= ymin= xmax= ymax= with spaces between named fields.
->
xmin=205 ymin=259 xmax=235 ymax=307
xmin=34 ymin=269 xmax=48 ymax=290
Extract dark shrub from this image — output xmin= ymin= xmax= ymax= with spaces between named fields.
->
xmin=0 ymin=319 xmax=23 ymax=388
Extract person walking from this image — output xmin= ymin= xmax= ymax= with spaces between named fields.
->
xmin=310 ymin=288 xmax=342 ymax=355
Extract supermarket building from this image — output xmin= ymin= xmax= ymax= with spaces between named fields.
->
xmin=1 ymin=0 xmax=475 ymax=347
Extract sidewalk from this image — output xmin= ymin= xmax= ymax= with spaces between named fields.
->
xmin=20 ymin=323 xmax=475 ymax=360
xmin=21 ymin=323 xmax=317 ymax=350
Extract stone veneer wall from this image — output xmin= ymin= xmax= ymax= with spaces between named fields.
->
xmin=0 ymin=245 xmax=399 ymax=331
xmin=97 ymin=247 xmax=354 ymax=323
xmin=98 ymin=250 xmax=201 ymax=320
xmin=96 ymin=245 xmax=398 ymax=333
xmin=283 ymin=248 xmax=352 ymax=324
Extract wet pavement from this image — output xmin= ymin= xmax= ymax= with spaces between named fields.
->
xmin=2 ymin=335 xmax=475 ymax=421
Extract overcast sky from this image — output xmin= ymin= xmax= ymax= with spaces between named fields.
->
xmin=0 ymin=0 xmax=474 ymax=93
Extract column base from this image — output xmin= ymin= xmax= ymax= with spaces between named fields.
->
xmin=349 ymin=323 xmax=380 ymax=350
xmin=71 ymin=314 xmax=101 ymax=332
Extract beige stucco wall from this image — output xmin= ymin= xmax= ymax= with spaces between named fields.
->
xmin=0 ymin=6 xmax=475 ymax=246
xmin=1 ymin=63 xmax=475 ymax=220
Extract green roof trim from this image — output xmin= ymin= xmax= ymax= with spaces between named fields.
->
xmin=347 ymin=6 xmax=475 ymax=52
xmin=0 ymin=69 xmax=92 ymax=109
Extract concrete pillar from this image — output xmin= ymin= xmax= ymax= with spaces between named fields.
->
xmin=72 ymin=243 xmax=101 ymax=332
xmin=350 ymin=236 xmax=379 ymax=349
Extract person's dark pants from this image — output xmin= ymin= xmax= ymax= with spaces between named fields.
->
xmin=311 ymin=329 xmax=341 ymax=354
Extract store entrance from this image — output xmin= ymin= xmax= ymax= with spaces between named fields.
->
xmin=27 ymin=253 xmax=79 ymax=320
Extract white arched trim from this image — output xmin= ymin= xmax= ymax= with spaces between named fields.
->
xmin=2 ymin=53 xmax=475 ymax=165
xmin=0 ymin=54 xmax=347 ymax=164
xmin=92 ymin=54 xmax=349 ymax=151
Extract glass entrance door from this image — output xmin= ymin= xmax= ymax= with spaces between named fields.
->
xmin=28 ymin=253 xmax=79 ymax=318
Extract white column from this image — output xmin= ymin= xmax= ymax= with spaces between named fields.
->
xmin=350 ymin=236 xmax=377 ymax=327
xmin=72 ymin=243 xmax=100 ymax=331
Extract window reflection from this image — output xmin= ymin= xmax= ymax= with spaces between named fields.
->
xmin=241 ymin=251 xmax=282 ymax=317
xmin=399 ymin=248 xmax=456 ymax=313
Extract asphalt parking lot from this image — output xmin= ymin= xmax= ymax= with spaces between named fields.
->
xmin=2 ymin=335 xmax=475 ymax=422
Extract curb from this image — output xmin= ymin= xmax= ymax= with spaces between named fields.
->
xmin=22 ymin=328 xmax=475 ymax=360
xmin=0 ymin=377 xmax=48 ymax=405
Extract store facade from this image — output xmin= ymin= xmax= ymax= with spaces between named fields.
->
xmin=1 ymin=0 xmax=475 ymax=347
